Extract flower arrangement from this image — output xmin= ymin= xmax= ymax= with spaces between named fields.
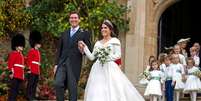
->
xmin=192 ymin=70 xmax=201 ymax=78
xmin=138 ymin=70 xmax=151 ymax=85
xmin=94 ymin=46 xmax=111 ymax=66
xmin=138 ymin=70 xmax=151 ymax=80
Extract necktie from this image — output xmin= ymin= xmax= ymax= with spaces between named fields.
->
xmin=71 ymin=28 xmax=76 ymax=37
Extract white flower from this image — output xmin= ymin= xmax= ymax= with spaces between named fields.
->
xmin=94 ymin=46 xmax=111 ymax=66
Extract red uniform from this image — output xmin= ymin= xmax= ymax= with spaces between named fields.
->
xmin=7 ymin=51 xmax=25 ymax=80
xmin=26 ymin=48 xmax=41 ymax=75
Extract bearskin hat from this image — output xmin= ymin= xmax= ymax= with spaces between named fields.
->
xmin=11 ymin=34 xmax=26 ymax=50
xmin=29 ymin=30 xmax=42 ymax=48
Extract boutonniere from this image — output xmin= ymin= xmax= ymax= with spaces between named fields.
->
xmin=80 ymin=28 xmax=84 ymax=32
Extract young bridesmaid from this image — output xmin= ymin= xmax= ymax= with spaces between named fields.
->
xmin=144 ymin=60 xmax=164 ymax=101
xmin=184 ymin=57 xmax=201 ymax=101
xmin=159 ymin=53 xmax=167 ymax=73
xmin=190 ymin=47 xmax=200 ymax=67
xmin=171 ymin=54 xmax=185 ymax=101
xmin=145 ymin=56 xmax=156 ymax=71
xmin=139 ymin=56 xmax=156 ymax=86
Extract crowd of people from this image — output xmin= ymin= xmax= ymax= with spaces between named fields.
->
xmin=6 ymin=11 xmax=146 ymax=101
xmin=7 ymin=10 xmax=201 ymax=101
xmin=143 ymin=38 xmax=201 ymax=101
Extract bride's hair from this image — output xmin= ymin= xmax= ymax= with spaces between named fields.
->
xmin=98 ymin=19 xmax=119 ymax=40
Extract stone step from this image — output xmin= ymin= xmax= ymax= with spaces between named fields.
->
xmin=144 ymin=97 xmax=201 ymax=101
xmin=144 ymin=95 xmax=201 ymax=101
xmin=180 ymin=94 xmax=201 ymax=101
xmin=138 ymin=85 xmax=201 ymax=101
xmin=181 ymin=97 xmax=201 ymax=101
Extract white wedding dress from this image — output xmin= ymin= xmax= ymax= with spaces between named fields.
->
xmin=83 ymin=37 xmax=145 ymax=101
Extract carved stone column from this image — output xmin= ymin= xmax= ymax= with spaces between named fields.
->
xmin=124 ymin=0 xmax=147 ymax=93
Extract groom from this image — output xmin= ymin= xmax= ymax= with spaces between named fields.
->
xmin=54 ymin=11 xmax=91 ymax=101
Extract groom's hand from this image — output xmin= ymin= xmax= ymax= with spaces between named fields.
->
xmin=78 ymin=46 xmax=84 ymax=54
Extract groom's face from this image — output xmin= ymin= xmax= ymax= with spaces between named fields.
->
xmin=69 ymin=13 xmax=80 ymax=28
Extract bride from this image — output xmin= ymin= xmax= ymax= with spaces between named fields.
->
xmin=78 ymin=20 xmax=145 ymax=101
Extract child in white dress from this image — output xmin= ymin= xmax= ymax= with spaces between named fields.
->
xmin=184 ymin=57 xmax=201 ymax=101
xmin=190 ymin=47 xmax=200 ymax=67
xmin=139 ymin=56 xmax=157 ymax=85
xmin=171 ymin=54 xmax=185 ymax=101
xmin=144 ymin=60 xmax=164 ymax=101
xmin=159 ymin=53 xmax=167 ymax=73
xmin=145 ymin=56 xmax=157 ymax=71
xmin=159 ymin=53 xmax=167 ymax=101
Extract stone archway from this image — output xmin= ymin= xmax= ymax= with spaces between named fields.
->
xmin=158 ymin=0 xmax=201 ymax=53
xmin=153 ymin=0 xmax=181 ymax=54
xmin=143 ymin=0 xmax=180 ymax=67
xmin=153 ymin=0 xmax=180 ymax=30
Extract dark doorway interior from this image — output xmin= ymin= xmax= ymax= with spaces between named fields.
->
xmin=158 ymin=0 xmax=201 ymax=53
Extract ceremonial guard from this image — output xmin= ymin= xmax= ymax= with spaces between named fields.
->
xmin=26 ymin=30 xmax=42 ymax=100
xmin=7 ymin=34 xmax=26 ymax=101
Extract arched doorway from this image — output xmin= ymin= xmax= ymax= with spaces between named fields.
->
xmin=158 ymin=0 xmax=201 ymax=53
